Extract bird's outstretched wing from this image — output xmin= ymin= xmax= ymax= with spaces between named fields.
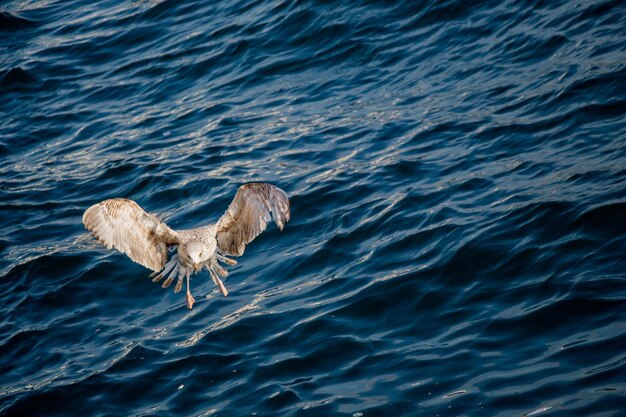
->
xmin=216 ymin=183 xmax=290 ymax=256
xmin=82 ymin=198 xmax=179 ymax=271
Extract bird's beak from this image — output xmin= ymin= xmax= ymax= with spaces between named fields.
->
xmin=193 ymin=263 xmax=199 ymax=272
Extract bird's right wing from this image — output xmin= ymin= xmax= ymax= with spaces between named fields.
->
xmin=82 ymin=198 xmax=179 ymax=271
xmin=216 ymin=183 xmax=290 ymax=256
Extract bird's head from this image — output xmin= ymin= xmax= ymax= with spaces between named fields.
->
xmin=185 ymin=241 xmax=209 ymax=271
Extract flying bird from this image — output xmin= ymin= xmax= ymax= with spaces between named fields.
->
xmin=82 ymin=183 xmax=290 ymax=309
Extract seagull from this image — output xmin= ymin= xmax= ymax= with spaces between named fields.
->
xmin=82 ymin=183 xmax=290 ymax=309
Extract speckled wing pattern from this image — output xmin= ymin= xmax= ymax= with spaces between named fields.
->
xmin=216 ymin=183 xmax=290 ymax=256
xmin=82 ymin=198 xmax=179 ymax=271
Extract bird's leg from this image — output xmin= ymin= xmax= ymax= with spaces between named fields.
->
xmin=185 ymin=269 xmax=195 ymax=310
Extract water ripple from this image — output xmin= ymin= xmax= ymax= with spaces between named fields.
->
xmin=1 ymin=0 xmax=625 ymax=415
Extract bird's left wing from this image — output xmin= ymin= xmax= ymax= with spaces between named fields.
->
xmin=82 ymin=198 xmax=179 ymax=271
xmin=216 ymin=183 xmax=290 ymax=256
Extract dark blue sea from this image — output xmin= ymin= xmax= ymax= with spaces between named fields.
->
xmin=1 ymin=0 xmax=625 ymax=415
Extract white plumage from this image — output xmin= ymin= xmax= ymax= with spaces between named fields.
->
xmin=82 ymin=183 xmax=290 ymax=309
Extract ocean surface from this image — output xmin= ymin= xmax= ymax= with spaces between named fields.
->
xmin=1 ymin=0 xmax=625 ymax=416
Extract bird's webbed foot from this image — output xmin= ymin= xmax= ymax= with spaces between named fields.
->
xmin=185 ymin=269 xmax=195 ymax=309
xmin=186 ymin=291 xmax=195 ymax=309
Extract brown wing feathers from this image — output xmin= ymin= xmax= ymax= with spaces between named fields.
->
xmin=82 ymin=198 xmax=178 ymax=271
xmin=216 ymin=183 xmax=290 ymax=256
xmin=83 ymin=183 xmax=289 ymax=272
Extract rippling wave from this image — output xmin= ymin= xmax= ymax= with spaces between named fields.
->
xmin=1 ymin=0 xmax=624 ymax=415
